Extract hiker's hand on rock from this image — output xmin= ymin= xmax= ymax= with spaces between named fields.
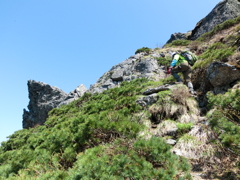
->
xmin=167 ymin=67 xmax=172 ymax=74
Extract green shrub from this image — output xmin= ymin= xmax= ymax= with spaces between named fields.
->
xmin=193 ymin=42 xmax=235 ymax=69
xmin=177 ymin=123 xmax=193 ymax=136
xmin=0 ymin=78 xmax=156 ymax=179
xmin=156 ymin=56 xmax=172 ymax=66
xmin=135 ymin=47 xmax=151 ymax=54
xmin=236 ymin=25 xmax=240 ymax=31
xmin=68 ymin=137 xmax=191 ymax=180
xmin=166 ymin=39 xmax=191 ymax=47
xmin=207 ymin=89 xmax=240 ymax=153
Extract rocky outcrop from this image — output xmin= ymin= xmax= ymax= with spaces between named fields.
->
xmin=22 ymin=80 xmax=87 ymax=128
xmin=206 ymin=62 xmax=240 ymax=94
xmin=136 ymin=84 xmax=176 ymax=107
xmin=22 ymin=52 xmax=166 ymax=128
xmin=197 ymin=62 xmax=240 ymax=110
xmin=22 ymin=61 xmax=240 ymax=129
xmin=165 ymin=32 xmax=189 ymax=44
xmin=190 ymin=0 xmax=240 ymax=40
xmin=88 ymin=52 xmax=166 ymax=94
xmin=165 ymin=0 xmax=240 ymax=43
xmin=22 ymin=51 xmax=168 ymax=128
xmin=57 ymin=84 xmax=87 ymax=107
xmin=172 ymin=125 xmax=215 ymax=159
xmin=136 ymin=93 xmax=159 ymax=107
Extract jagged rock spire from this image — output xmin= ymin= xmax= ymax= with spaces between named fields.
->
xmin=22 ymin=80 xmax=87 ymax=128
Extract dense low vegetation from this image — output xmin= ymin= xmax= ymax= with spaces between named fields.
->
xmin=135 ymin=47 xmax=151 ymax=55
xmin=156 ymin=56 xmax=172 ymax=67
xmin=193 ymin=42 xmax=235 ymax=69
xmin=207 ymin=89 xmax=240 ymax=152
xmin=165 ymin=39 xmax=191 ymax=47
xmin=0 ymin=79 xmax=191 ymax=179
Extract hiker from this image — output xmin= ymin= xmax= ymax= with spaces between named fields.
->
xmin=167 ymin=52 xmax=197 ymax=95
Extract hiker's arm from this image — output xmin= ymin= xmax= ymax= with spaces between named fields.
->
xmin=170 ymin=59 xmax=177 ymax=67
xmin=170 ymin=54 xmax=179 ymax=67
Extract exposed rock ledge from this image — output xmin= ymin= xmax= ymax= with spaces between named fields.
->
xmin=22 ymin=80 xmax=87 ymax=128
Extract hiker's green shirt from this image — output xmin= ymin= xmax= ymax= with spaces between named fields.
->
xmin=171 ymin=54 xmax=188 ymax=67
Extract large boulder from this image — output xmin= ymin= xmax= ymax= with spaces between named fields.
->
xmin=22 ymin=80 xmax=87 ymax=128
xmin=206 ymin=62 xmax=240 ymax=94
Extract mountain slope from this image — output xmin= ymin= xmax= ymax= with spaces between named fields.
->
xmin=1 ymin=5 xmax=240 ymax=180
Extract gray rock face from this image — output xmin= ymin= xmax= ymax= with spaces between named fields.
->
xmin=206 ymin=62 xmax=240 ymax=94
xmin=165 ymin=0 xmax=240 ymax=44
xmin=23 ymin=80 xmax=87 ymax=128
xmin=88 ymin=52 xmax=166 ymax=94
xmin=136 ymin=84 xmax=180 ymax=107
xmin=165 ymin=32 xmax=188 ymax=44
xmin=166 ymin=128 xmax=178 ymax=137
xmin=136 ymin=93 xmax=159 ymax=107
xmin=57 ymin=84 xmax=87 ymax=107
xmin=190 ymin=0 xmax=240 ymax=40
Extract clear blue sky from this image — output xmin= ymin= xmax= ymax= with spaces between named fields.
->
xmin=0 ymin=0 xmax=221 ymax=143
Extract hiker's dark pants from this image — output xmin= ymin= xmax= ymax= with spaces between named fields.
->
xmin=171 ymin=62 xmax=192 ymax=84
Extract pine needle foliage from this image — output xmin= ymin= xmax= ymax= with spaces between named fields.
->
xmin=68 ymin=137 xmax=191 ymax=180
xmin=135 ymin=47 xmax=151 ymax=55
xmin=165 ymin=39 xmax=191 ymax=47
xmin=156 ymin=56 xmax=172 ymax=66
xmin=0 ymin=78 xmax=192 ymax=179
xmin=207 ymin=89 xmax=240 ymax=153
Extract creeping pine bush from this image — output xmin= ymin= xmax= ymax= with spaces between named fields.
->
xmin=0 ymin=78 xmax=187 ymax=179
xmin=0 ymin=78 xmax=193 ymax=179
xmin=207 ymin=89 xmax=240 ymax=153
xmin=177 ymin=123 xmax=193 ymax=136
xmin=135 ymin=47 xmax=151 ymax=54
xmin=156 ymin=56 xmax=172 ymax=66
xmin=68 ymin=137 xmax=191 ymax=180
xmin=165 ymin=39 xmax=191 ymax=47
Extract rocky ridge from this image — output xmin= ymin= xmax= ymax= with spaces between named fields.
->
xmin=22 ymin=51 xmax=166 ymax=128
xmin=88 ymin=52 xmax=166 ymax=94
xmin=22 ymin=54 xmax=240 ymax=128
xmin=166 ymin=0 xmax=240 ymax=43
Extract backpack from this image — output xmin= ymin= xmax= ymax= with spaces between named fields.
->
xmin=180 ymin=51 xmax=197 ymax=66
